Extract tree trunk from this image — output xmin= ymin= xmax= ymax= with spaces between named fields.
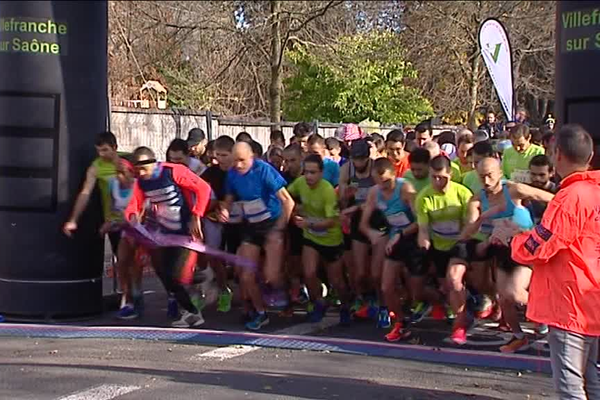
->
xmin=269 ymin=0 xmax=282 ymax=130
xmin=467 ymin=49 xmax=481 ymax=131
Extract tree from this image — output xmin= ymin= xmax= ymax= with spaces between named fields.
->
xmin=401 ymin=1 xmax=555 ymax=127
xmin=283 ymin=31 xmax=434 ymax=125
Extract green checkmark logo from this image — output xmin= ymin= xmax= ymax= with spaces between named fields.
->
xmin=489 ymin=43 xmax=501 ymax=63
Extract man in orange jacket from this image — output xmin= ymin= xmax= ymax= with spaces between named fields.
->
xmin=511 ymin=124 xmax=600 ymax=400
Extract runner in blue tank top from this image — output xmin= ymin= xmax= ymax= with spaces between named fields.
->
xmin=360 ymin=158 xmax=419 ymax=341
xmin=458 ymin=157 xmax=554 ymax=351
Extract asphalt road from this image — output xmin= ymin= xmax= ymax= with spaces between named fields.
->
xmin=0 ymin=337 xmax=556 ymax=400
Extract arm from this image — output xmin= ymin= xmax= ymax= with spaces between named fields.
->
xmin=507 ymin=182 xmax=555 ymax=203
xmin=415 ymin=194 xmax=431 ymax=250
xmin=359 ymin=187 xmax=377 ymax=237
xmin=275 ymin=188 xmax=295 ymax=230
xmin=458 ymin=196 xmax=482 ymax=241
xmin=401 ymin=180 xmax=417 ymax=213
xmin=124 ymin=180 xmax=146 ymax=223
xmin=338 ymin=162 xmax=351 ymax=209
xmin=511 ymin=193 xmax=578 ymax=265
xmin=172 ymin=165 xmax=212 ymax=217
xmin=308 ymin=184 xmax=340 ymax=231
xmin=64 ymin=166 xmax=97 ymax=233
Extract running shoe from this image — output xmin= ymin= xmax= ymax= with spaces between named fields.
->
xmin=339 ymin=306 xmax=351 ymax=326
xmin=499 ymin=335 xmax=530 ymax=353
xmin=190 ymin=293 xmax=206 ymax=312
xmin=450 ymin=325 xmax=468 ymax=345
xmin=445 ymin=305 xmax=457 ymax=325
xmin=217 ymin=288 xmax=233 ymax=313
xmin=306 ymin=301 xmax=315 ymax=314
xmin=245 ymin=312 xmax=269 ymax=331
xmin=535 ymin=323 xmax=549 ymax=336
xmin=476 ymin=295 xmax=495 ymax=319
xmin=116 ymin=305 xmax=139 ymax=320
xmin=377 ymin=308 xmax=391 ymax=329
xmin=430 ymin=304 xmax=446 ymax=320
xmin=308 ymin=300 xmax=328 ymax=323
xmin=350 ymin=298 xmax=363 ymax=313
xmin=172 ymin=310 xmax=205 ymax=328
xmin=0 ymin=315 xmax=4 ymax=323
xmin=241 ymin=309 xmax=257 ymax=324
xmin=297 ymin=286 xmax=310 ymax=305
xmin=167 ymin=296 xmax=178 ymax=319
xmin=354 ymin=304 xmax=371 ymax=319
xmin=385 ymin=323 xmax=412 ymax=342
xmin=325 ymin=288 xmax=341 ymax=307
xmin=410 ymin=302 xmax=433 ymax=324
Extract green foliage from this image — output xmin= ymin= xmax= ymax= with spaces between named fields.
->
xmin=283 ymin=32 xmax=434 ymax=125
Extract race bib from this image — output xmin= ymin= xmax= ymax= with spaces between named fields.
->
xmin=229 ymin=202 xmax=243 ymax=224
xmin=156 ymin=204 xmax=181 ymax=222
xmin=307 ymin=217 xmax=327 ymax=236
xmin=242 ymin=198 xmax=268 ymax=216
xmin=387 ymin=212 xmax=411 ymax=228
xmin=355 ymin=187 xmax=369 ymax=202
xmin=511 ymin=169 xmax=531 ymax=184
xmin=432 ymin=220 xmax=460 ymax=237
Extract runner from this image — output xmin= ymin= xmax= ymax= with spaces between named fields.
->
xmin=413 ymin=123 xmax=433 ymax=148
xmin=288 ymin=154 xmax=350 ymax=324
xmin=325 ymin=137 xmax=346 ymax=166
xmin=167 ymin=139 xmax=205 ymax=175
xmin=361 ymin=158 xmax=419 ymax=341
xmin=461 ymin=141 xmax=496 ymax=194
xmin=307 ymin=134 xmax=340 ymax=187
xmin=459 ymin=157 xmax=554 ymax=351
xmin=185 ymin=129 xmax=208 ymax=174
xmin=415 ymin=155 xmax=473 ymax=344
xmin=423 ymin=141 xmax=462 ymax=182
xmin=198 ymin=136 xmax=236 ymax=313
xmin=402 ymin=148 xmax=431 ymax=193
xmin=386 ymin=129 xmax=410 ymax=178
xmin=124 ymin=146 xmax=212 ymax=328
xmin=269 ymin=130 xmax=286 ymax=149
xmin=339 ymin=139 xmax=383 ymax=322
xmin=501 ymin=124 xmax=544 ymax=183
xmin=219 ymin=141 xmax=295 ymax=330
xmin=527 ymin=154 xmax=557 ymax=224
xmin=455 ymin=135 xmax=475 ymax=175
xmin=293 ymin=122 xmax=314 ymax=153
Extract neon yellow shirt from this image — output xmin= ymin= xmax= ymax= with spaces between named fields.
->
xmin=402 ymin=170 xmax=430 ymax=194
xmin=501 ymin=144 xmax=544 ymax=182
xmin=415 ymin=181 xmax=473 ymax=251
xmin=462 ymin=170 xmax=482 ymax=195
xmin=287 ymin=177 xmax=343 ymax=247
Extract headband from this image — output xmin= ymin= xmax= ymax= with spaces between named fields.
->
xmin=134 ymin=158 xmax=157 ymax=166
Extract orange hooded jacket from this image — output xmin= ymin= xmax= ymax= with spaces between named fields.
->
xmin=511 ymin=170 xmax=600 ymax=335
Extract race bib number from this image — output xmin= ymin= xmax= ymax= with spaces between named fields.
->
xmin=432 ymin=220 xmax=460 ymax=237
xmin=387 ymin=212 xmax=410 ymax=228
xmin=511 ymin=169 xmax=531 ymax=184
xmin=242 ymin=198 xmax=268 ymax=216
xmin=307 ymin=217 xmax=327 ymax=236
xmin=229 ymin=202 xmax=244 ymax=224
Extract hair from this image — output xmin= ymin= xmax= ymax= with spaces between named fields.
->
xmin=466 ymin=148 xmax=474 ymax=158
xmin=516 ymin=106 xmax=528 ymax=116
xmin=214 ymin=135 xmax=235 ymax=152
xmin=206 ymin=140 xmax=216 ymax=153
xmin=529 ymin=154 xmax=553 ymax=170
xmin=530 ymin=128 xmax=543 ymax=145
xmin=457 ymin=134 xmax=474 ymax=147
xmin=250 ymin=140 xmax=263 ymax=158
xmin=472 ymin=141 xmax=495 ymax=157
xmin=415 ymin=122 xmax=430 ymax=135
xmin=307 ymin=133 xmax=326 ymax=147
xmin=95 ymin=131 xmax=117 ymax=147
xmin=270 ymin=130 xmax=285 ymax=143
xmin=373 ymin=137 xmax=385 ymax=152
xmin=325 ymin=137 xmax=341 ymax=150
xmin=371 ymin=133 xmax=385 ymax=142
xmin=373 ymin=157 xmax=395 ymax=175
xmin=436 ymin=130 xmax=456 ymax=146
xmin=132 ymin=146 xmax=155 ymax=160
xmin=284 ymin=143 xmax=303 ymax=157
xmin=293 ymin=122 xmax=314 ymax=138
xmin=408 ymin=147 xmax=430 ymax=165
xmin=236 ymin=131 xmax=253 ymax=143
xmin=166 ymin=138 xmax=189 ymax=155
xmin=487 ymin=110 xmax=495 ymax=116
xmin=509 ymin=123 xmax=530 ymax=139
xmin=267 ymin=146 xmax=283 ymax=159
xmin=386 ymin=129 xmax=405 ymax=144
xmin=555 ymin=124 xmax=594 ymax=165
xmin=429 ymin=154 xmax=451 ymax=171
xmin=303 ymin=153 xmax=324 ymax=171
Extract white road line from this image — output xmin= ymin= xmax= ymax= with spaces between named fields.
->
xmin=58 ymin=385 xmax=140 ymax=400
xmin=192 ymin=315 xmax=338 ymax=361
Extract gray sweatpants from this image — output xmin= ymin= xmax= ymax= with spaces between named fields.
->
xmin=548 ymin=326 xmax=600 ymax=400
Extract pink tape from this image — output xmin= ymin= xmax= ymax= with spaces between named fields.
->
xmin=123 ymin=223 xmax=257 ymax=270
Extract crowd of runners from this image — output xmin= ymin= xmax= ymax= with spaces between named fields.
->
xmin=60 ymin=112 xmax=577 ymax=356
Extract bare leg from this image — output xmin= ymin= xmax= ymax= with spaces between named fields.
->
xmin=446 ymin=258 xmax=469 ymax=325
xmin=238 ymin=243 xmax=264 ymax=313
xmin=302 ymin=245 xmax=322 ymax=302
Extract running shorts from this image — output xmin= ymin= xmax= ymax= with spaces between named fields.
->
xmin=241 ymin=219 xmax=278 ymax=248
xmin=303 ymin=238 xmax=343 ymax=263
xmin=387 ymin=234 xmax=427 ymax=276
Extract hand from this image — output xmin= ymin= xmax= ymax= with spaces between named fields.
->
xmin=367 ymin=229 xmax=385 ymax=245
xmin=418 ymin=237 xmax=430 ymax=251
xmin=190 ymin=216 xmax=204 ymax=241
xmin=476 ymin=239 xmax=491 ymax=257
xmin=63 ymin=221 xmax=77 ymax=237
xmin=294 ymin=215 xmax=308 ymax=230
xmin=385 ymin=234 xmax=401 ymax=256
xmin=99 ymin=221 xmax=113 ymax=236
xmin=129 ymin=214 xmax=139 ymax=225
xmin=217 ymin=207 xmax=229 ymax=224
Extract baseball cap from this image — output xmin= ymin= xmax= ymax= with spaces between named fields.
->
xmin=186 ymin=128 xmax=206 ymax=147
xmin=350 ymin=139 xmax=370 ymax=158
xmin=336 ymin=124 xmax=366 ymax=142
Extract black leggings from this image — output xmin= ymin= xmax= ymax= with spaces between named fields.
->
xmin=150 ymin=247 xmax=199 ymax=314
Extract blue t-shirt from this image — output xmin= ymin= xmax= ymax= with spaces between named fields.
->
xmin=225 ymin=159 xmax=287 ymax=224
xmin=322 ymin=158 xmax=340 ymax=187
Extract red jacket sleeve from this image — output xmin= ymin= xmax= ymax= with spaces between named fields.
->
xmin=511 ymin=190 xmax=579 ymax=265
xmin=124 ymin=180 xmax=146 ymax=222
xmin=171 ymin=164 xmax=211 ymax=217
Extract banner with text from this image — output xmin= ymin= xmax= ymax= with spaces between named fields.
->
xmin=479 ymin=19 xmax=514 ymax=122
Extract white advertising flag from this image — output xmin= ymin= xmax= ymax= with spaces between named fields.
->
xmin=479 ymin=19 xmax=514 ymax=122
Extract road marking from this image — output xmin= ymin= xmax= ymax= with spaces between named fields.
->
xmin=58 ymin=385 xmax=140 ymax=400
xmin=191 ymin=315 xmax=338 ymax=361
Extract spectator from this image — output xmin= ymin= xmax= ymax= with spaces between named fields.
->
xmin=293 ymin=122 xmax=314 ymax=153
xmin=186 ymin=128 xmax=208 ymax=160
xmin=414 ymin=122 xmax=432 ymax=147
xmin=236 ymin=131 xmax=253 ymax=143
xmin=270 ymin=130 xmax=285 ymax=149
xmin=514 ymin=107 xmax=530 ymax=126
xmin=325 ymin=137 xmax=347 ymax=166
xmin=478 ymin=111 xmax=503 ymax=139
xmin=511 ymin=124 xmax=600 ymax=400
